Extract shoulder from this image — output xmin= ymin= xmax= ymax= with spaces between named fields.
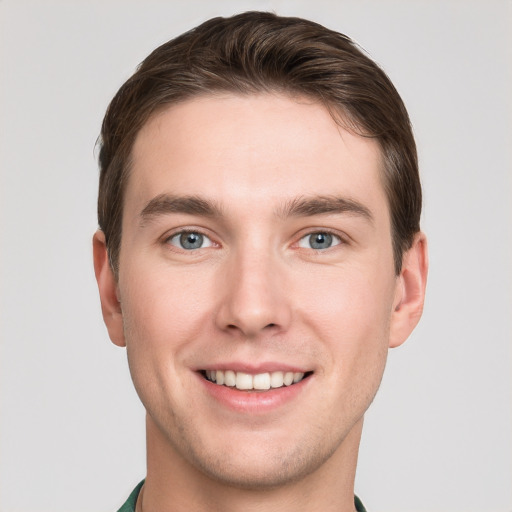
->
xmin=116 ymin=480 xmax=144 ymax=512
xmin=355 ymin=494 xmax=368 ymax=512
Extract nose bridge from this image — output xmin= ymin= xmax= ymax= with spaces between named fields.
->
xmin=216 ymin=237 xmax=290 ymax=337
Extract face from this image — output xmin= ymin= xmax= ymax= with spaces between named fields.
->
xmin=96 ymin=93 xmax=422 ymax=489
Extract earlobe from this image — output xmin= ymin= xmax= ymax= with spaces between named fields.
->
xmin=92 ymin=230 xmax=126 ymax=347
xmin=389 ymin=232 xmax=428 ymax=348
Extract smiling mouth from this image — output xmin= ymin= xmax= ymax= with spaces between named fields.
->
xmin=200 ymin=370 xmax=312 ymax=391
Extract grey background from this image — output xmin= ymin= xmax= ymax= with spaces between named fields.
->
xmin=0 ymin=1 xmax=511 ymax=511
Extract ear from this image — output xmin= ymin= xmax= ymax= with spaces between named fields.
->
xmin=92 ymin=230 xmax=126 ymax=347
xmin=389 ymin=232 xmax=428 ymax=348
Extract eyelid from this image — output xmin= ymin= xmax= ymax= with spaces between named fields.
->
xmin=160 ymin=226 xmax=349 ymax=251
xmin=162 ymin=227 xmax=219 ymax=250
xmin=295 ymin=228 xmax=348 ymax=250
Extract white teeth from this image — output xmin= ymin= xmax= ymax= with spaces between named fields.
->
xmin=235 ymin=372 xmax=253 ymax=390
xmin=206 ymin=370 xmax=306 ymax=390
xmin=224 ymin=370 xmax=236 ymax=387
xmin=253 ymin=373 xmax=271 ymax=390
xmin=270 ymin=371 xmax=284 ymax=388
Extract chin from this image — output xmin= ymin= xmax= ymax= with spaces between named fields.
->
xmin=158 ymin=419 xmax=347 ymax=491
xmin=189 ymin=445 xmax=332 ymax=490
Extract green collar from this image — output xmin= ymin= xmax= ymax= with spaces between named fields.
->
xmin=117 ymin=480 xmax=367 ymax=512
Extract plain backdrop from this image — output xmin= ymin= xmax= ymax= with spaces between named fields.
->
xmin=1 ymin=1 xmax=511 ymax=511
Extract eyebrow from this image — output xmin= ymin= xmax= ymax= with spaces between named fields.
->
xmin=139 ymin=193 xmax=373 ymax=225
xmin=276 ymin=195 xmax=373 ymax=222
xmin=140 ymin=194 xmax=223 ymax=225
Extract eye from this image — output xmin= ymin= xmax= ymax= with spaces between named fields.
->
xmin=167 ymin=231 xmax=214 ymax=250
xmin=298 ymin=232 xmax=342 ymax=250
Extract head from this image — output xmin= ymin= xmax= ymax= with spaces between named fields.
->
xmin=98 ymin=11 xmax=421 ymax=278
xmin=93 ymin=11 xmax=427 ymax=497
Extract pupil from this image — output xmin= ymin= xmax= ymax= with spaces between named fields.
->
xmin=180 ymin=232 xmax=202 ymax=249
xmin=311 ymin=232 xmax=332 ymax=249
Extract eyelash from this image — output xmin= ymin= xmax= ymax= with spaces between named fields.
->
xmin=164 ymin=229 xmax=215 ymax=251
xmin=296 ymin=229 xmax=345 ymax=251
xmin=162 ymin=228 xmax=347 ymax=252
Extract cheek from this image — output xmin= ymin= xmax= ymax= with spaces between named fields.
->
xmin=288 ymin=266 xmax=394 ymax=439
xmin=118 ymin=263 xmax=214 ymax=397
xmin=120 ymin=261 xmax=212 ymax=340
xmin=294 ymin=264 xmax=396 ymax=373
xmin=298 ymin=265 xmax=394 ymax=330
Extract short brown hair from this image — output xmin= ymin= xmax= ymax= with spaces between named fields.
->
xmin=98 ymin=11 xmax=421 ymax=275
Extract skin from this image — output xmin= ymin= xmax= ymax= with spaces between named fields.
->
xmin=94 ymin=93 xmax=428 ymax=512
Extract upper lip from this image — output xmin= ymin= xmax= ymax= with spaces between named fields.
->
xmin=195 ymin=362 xmax=311 ymax=374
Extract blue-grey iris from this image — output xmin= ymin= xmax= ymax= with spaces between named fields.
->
xmin=180 ymin=232 xmax=203 ymax=249
xmin=309 ymin=233 xmax=333 ymax=249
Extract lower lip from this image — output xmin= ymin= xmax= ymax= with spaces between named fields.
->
xmin=197 ymin=373 xmax=311 ymax=414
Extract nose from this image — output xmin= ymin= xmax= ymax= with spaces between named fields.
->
xmin=215 ymin=247 xmax=292 ymax=338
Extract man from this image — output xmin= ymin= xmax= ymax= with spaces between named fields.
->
xmin=93 ymin=11 xmax=427 ymax=512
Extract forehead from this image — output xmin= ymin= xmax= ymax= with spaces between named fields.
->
xmin=126 ymin=93 xmax=388 ymax=222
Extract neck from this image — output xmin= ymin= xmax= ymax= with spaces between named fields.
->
xmin=141 ymin=415 xmax=362 ymax=512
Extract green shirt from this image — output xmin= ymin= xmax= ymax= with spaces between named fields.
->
xmin=117 ymin=480 xmax=367 ymax=511
xmin=117 ymin=481 xmax=144 ymax=512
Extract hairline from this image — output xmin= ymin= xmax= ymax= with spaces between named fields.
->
xmin=108 ymin=90 xmax=399 ymax=276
